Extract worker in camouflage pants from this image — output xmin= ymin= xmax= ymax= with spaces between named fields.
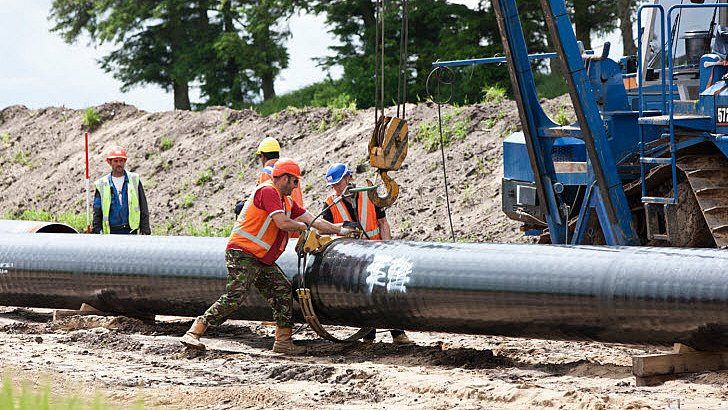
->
xmin=200 ymin=249 xmax=294 ymax=328
xmin=180 ymin=158 xmax=349 ymax=354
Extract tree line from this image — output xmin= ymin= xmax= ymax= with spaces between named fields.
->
xmin=50 ymin=0 xmax=641 ymax=111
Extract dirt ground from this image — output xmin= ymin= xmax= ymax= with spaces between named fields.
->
xmin=2 ymin=307 xmax=728 ymax=409
xmin=3 ymin=99 xmax=728 ymax=408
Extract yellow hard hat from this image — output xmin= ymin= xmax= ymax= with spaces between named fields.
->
xmin=256 ymin=137 xmax=281 ymax=154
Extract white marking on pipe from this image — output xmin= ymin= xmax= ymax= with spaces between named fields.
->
xmin=365 ymin=255 xmax=412 ymax=293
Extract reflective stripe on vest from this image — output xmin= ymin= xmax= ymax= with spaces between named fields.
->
xmin=229 ymin=181 xmax=292 ymax=258
xmin=95 ymin=171 xmax=141 ymax=234
xmin=325 ymin=193 xmax=381 ymax=240
xmin=358 ymin=192 xmax=380 ymax=238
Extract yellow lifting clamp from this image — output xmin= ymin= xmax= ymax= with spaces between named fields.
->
xmin=295 ymin=232 xmax=373 ymax=343
xmin=367 ymin=115 xmax=408 ymax=208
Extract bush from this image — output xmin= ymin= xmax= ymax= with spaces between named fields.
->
xmin=159 ymin=136 xmax=174 ymax=151
xmin=82 ymin=107 xmax=102 ymax=130
xmin=481 ymin=85 xmax=506 ymax=104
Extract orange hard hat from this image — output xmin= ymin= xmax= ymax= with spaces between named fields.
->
xmin=106 ymin=146 xmax=128 ymax=161
xmin=272 ymin=157 xmax=301 ymax=178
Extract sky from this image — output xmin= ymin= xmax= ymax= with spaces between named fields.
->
xmin=0 ymin=1 xmax=342 ymax=112
xmin=0 ymin=1 xmax=621 ymax=113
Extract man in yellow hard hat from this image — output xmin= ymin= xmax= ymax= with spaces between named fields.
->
xmin=255 ymin=137 xmax=304 ymax=207
xmin=92 ymin=146 xmax=151 ymax=235
xmin=234 ymin=137 xmax=305 ymax=223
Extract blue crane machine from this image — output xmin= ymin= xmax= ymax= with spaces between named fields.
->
xmin=435 ymin=0 xmax=728 ymax=246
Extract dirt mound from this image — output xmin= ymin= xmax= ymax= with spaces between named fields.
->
xmin=0 ymin=96 xmax=571 ymax=241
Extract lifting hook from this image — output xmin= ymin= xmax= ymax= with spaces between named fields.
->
xmin=367 ymin=115 xmax=408 ymax=208
xmin=366 ymin=170 xmax=400 ymax=208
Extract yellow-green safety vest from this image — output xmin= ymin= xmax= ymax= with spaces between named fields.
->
xmin=95 ymin=172 xmax=141 ymax=234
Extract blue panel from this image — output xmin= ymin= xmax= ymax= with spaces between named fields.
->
xmin=699 ymin=54 xmax=725 ymax=92
xmin=503 ymin=132 xmax=534 ymax=181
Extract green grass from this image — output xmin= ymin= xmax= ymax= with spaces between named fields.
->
xmin=481 ymin=85 xmax=506 ymax=104
xmin=11 ymin=148 xmax=33 ymax=167
xmin=180 ymin=193 xmax=196 ymax=209
xmin=185 ymin=223 xmax=233 ymax=237
xmin=0 ymin=132 xmax=10 ymax=146
xmin=414 ymin=108 xmax=469 ymax=152
xmin=1 ymin=371 xmax=143 ymax=409
xmin=81 ymin=107 xmax=102 ymax=130
xmin=553 ymin=105 xmax=571 ymax=126
xmin=2 ymin=210 xmax=87 ymax=232
xmin=195 ymin=169 xmax=213 ymax=186
xmin=159 ymin=136 xmax=174 ymax=151
xmin=254 ymin=80 xmax=356 ymax=116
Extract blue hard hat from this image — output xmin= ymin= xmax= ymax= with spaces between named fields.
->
xmin=325 ymin=163 xmax=352 ymax=185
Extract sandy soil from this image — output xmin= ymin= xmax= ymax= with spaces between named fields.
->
xmin=2 ymin=307 xmax=728 ymax=409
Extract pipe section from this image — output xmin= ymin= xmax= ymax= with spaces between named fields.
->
xmin=2 ymin=233 xmax=728 ymax=350
xmin=0 ymin=220 xmax=77 ymax=234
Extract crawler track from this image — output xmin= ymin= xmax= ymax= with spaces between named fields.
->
xmin=677 ymin=154 xmax=728 ymax=248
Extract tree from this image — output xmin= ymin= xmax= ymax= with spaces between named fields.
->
xmin=618 ymin=0 xmax=638 ymax=56
xmin=50 ymin=0 xmax=217 ymax=110
xmin=570 ymin=0 xmax=619 ymax=51
xmin=313 ymin=0 xmax=512 ymax=108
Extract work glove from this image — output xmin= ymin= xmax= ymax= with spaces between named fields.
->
xmin=339 ymin=226 xmax=357 ymax=236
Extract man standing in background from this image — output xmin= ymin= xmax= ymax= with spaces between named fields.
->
xmin=92 ymin=146 xmax=151 ymax=235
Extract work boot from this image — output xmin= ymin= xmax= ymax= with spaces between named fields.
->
xmin=180 ymin=319 xmax=207 ymax=351
xmin=392 ymin=333 xmax=414 ymax=345
xmin=272 ymin=326 xmax=306 ymax=355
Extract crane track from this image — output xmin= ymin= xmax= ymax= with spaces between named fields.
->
xmin=677 ymin=154 xmax=728 ymax=248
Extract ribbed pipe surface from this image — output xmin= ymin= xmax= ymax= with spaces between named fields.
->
xmin=2 ymin=233 xmax=728 ymax=349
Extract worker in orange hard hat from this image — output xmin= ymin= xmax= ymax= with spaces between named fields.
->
xmin=181 ymin=158 xmax=355 ymax=355
xmin=92 ymin=146 xmax=151 ymax=235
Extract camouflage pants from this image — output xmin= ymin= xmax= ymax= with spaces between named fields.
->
xmin=199 ymin=249 xmax=294 ymax=328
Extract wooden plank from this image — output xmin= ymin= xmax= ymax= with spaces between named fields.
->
xmin=632 ymin=351 xmax=728 ymax=377
xmin=635 ymin=374 xmax=677 ymax=387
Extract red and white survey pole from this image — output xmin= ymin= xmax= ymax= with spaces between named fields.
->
xmin=84 ymin=132 xmax=91 ymax=233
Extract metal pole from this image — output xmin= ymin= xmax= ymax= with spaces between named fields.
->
xmin=84 ymin=131 xmax=91 ymax=234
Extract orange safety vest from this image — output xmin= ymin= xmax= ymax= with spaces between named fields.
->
xmin=258 ymin=159 xmax=304 ymax=207
xmin=325 ymin=193 xmax=381 ymax=240
xmin=229 ymin=181 xmax=293 ymax=259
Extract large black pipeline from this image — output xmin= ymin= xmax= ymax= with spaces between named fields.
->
xmin=2 ymin=233 xmax=728 ymax=350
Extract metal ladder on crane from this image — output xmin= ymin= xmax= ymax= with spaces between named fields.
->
xmin=637 ymin=3 xmax=677 ymax=242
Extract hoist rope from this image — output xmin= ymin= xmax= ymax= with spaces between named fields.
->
xmin=426 ymin=66 xmax=456 ymax=242
xmin=396 ymin=0 xmax=409 ymax=120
